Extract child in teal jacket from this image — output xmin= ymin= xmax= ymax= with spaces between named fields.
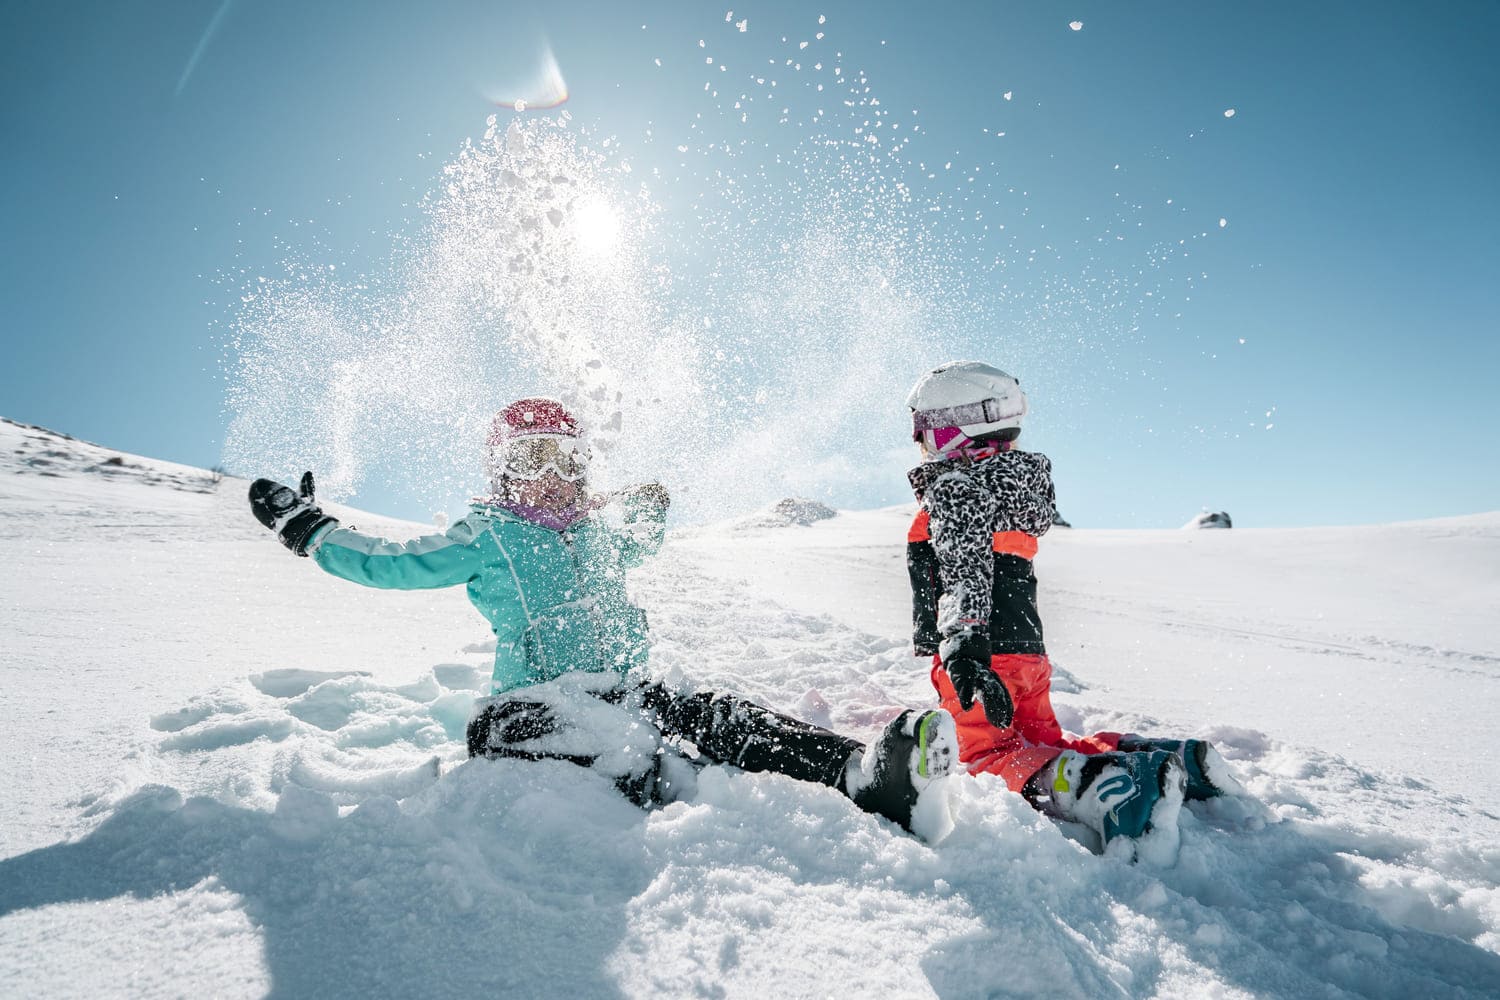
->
xmin=307 ymin=476 xmax=663 ymax=694
xmin=249 ymin=398 xmax=958 ymax=835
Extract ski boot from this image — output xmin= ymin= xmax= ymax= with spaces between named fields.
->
xmin=1038 ymin=749 xmax=1186 ymax=862
xmin=1115 ymin=736 xmax=1244 ymax=800
xmin=843 ymin=709 xmax=958 ymax=835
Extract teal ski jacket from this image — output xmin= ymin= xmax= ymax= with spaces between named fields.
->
xmin=307 ymin=497 xmax=666 ymax=694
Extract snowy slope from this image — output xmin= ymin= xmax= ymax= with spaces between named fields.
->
xmin=673 ymin=506 xmax=1500 ymax=814
xmin=2 ymin=417 xmax=1498 ymax=999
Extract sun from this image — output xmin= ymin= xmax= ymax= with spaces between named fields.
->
xmin=571 ymin=198 xmax=621 ymax=255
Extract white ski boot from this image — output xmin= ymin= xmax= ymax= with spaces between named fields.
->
xmin=1042 ymin=749 xmax=1187 ymax=863
xmin=1115 ymin=736 xmax=1246 ymax=800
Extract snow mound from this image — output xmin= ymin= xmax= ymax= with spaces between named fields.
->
xmin=10 ymin=692 xmax=1500 ymax=997
xmin=1184 ymin=510 xmax=1233 ymax=529
xmin=730 ymin=496 xmax=838 ymax=530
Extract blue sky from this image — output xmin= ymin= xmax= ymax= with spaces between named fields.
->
xmin=3 ymin=1 xmax=1497 ymax=527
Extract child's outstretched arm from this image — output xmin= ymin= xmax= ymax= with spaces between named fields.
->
xmin=310 ymin=520 xmax=481 ymax=590
xmin=923 ymin=471 xmax=1014 ymax=728
xmin=610 ymin=482 xmax=670 ymax=568
xmin=249 ymin=473 xmax=478 ymax=590
xmin=924 ymin=471 xmax=999 ymax=642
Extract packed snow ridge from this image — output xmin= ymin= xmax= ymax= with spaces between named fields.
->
xmin=2 ymin=416 xmax=1499 ymax=998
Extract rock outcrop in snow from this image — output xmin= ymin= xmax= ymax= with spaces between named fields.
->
xmin=729 ymin=496 xmax=838 ymax=530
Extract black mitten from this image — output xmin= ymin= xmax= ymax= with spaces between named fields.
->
xmin=249 ymin=471 xmax=336 ymax=556
xmin=945 ymin=659 xmax=1015 ymax=729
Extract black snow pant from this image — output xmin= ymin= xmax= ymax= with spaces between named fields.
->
xmin=636 ymin=682 xmax=860 ymax=787
xmin=466 ymin=679 xmax=862 ymax=805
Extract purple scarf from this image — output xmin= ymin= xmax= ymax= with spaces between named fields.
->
xmin=488 ymin=498 xmax=589 ymax=532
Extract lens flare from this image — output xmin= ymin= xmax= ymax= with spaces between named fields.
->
xmin=487 ymin=46 xmax=569 ymax=111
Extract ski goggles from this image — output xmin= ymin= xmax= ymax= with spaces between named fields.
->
xmin=917 ymin=426 xmax=972 ymax=456
xmin=496 ymin=435 xmax=591 ymax=481
xmin=916 ymin=426 xmax=1015 ymax=461
xmin=909 ymin=398 xmax=1019 ymax=440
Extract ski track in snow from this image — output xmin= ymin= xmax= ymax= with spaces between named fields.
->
xmin=2 ymin=417 xmax=1499 ymax=998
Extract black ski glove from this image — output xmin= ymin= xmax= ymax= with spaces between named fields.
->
xmin=943 ymin=630 xmax=1014 ymax=729
xmin=249 ymin=471 xmax=337 ymax=556
xmin=945 ymin=657 xmax=1014 ymax=729
xmin=619 ymin=482 xmax=671 ymax=518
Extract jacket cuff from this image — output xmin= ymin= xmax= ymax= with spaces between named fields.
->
xmin=939 ymin=627 xmax=990 ymax=666
xmin=299 ymin=516 xmax=340 ymax=556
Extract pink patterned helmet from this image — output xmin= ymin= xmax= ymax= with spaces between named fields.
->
xmin=487 ymin=397 xmax=582 ymax=446
xmin=484 ymin=398 xmax=590 ymax=490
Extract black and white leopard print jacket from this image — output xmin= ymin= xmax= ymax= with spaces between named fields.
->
xmin=906 ymin=450 xmax=1056 ymax=664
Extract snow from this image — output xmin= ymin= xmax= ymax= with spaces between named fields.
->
xmin=3 ymin=415 xmax=1499 ymax=997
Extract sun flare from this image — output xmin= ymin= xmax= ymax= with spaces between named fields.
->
xmin=571 ymin=198 xmax=621 ymax=255
xmin=487 ymin=46 xmax=569 ymax=111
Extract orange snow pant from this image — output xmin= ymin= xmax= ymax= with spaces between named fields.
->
xmin=931 ymin=653 xmax=1120 ymax=792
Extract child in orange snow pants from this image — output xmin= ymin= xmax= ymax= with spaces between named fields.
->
xmin=904 ymin=362 xmax=1237 ymax=851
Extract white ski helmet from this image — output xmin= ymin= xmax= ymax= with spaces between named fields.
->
xmin=907 ymin=360 xmax=1028 ymax=458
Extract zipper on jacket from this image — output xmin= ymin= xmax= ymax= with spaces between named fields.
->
xmin=561 ymin=529 xmax=609 ymax=641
